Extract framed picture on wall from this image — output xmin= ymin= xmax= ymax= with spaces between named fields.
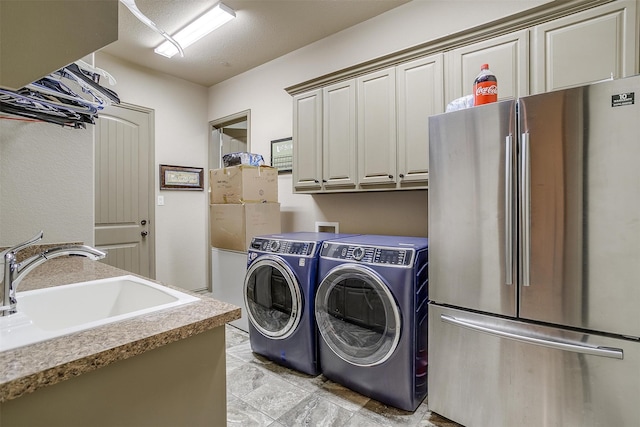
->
xmin=271 ymin=137 xmax=293 ymax=173
xmin=160 ymin=164 xmax=204 ymax=190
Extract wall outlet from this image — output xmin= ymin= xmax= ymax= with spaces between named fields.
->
xmin=315 ymin=221 xmax=339 ymax=233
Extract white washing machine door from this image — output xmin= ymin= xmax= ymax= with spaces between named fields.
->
xmin=244 ymin=255 xmax=302 ymax=339
xmin=315 ymin=264 xmax=401 ymax=367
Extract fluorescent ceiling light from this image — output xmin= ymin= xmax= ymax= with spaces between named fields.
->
xmin=154 ymin=2 xmax=235 ymax=58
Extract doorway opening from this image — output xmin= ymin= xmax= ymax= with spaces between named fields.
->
xmin=210 ymin=111 xmax=250 ymax=169
xmin=206 ymin=110 xmax=251 ymax=297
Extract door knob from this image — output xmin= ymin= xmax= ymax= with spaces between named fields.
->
xmin=141 ymin=220 xmax=147 ymax=225
xmin=141 ymin=231 xmax=149 ymax=237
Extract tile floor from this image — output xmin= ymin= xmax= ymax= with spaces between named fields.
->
xmin=224 ymin=325 xmax=462 ymax=427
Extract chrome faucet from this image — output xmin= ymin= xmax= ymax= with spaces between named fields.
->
xmin=1 ymin=231 xmax=107 ymax=317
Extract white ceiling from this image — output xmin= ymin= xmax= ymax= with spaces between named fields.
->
xmin=100 ymin=0 xmax=411 ymax=87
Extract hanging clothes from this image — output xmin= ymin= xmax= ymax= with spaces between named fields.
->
xmin=0 ymin=62 xmax=120 ymax=129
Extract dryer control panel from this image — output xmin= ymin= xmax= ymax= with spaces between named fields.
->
xmin=250 ymin=238 xmax=316 ymax=257
xmin=321 ymin=243 xmax=415 ymax=267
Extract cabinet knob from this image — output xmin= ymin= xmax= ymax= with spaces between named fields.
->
xmin=399 ymin=174 xmax=405 ymax=178
xmin=314 ymin=180 xmax=319 ymax=183
xmin=388 ymin=175 xmax=393 ymax=179
xmin=322 ymin=180 xmax=327 ymax=183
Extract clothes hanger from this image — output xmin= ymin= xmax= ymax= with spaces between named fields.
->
xmin=119 ymin=0 xmax=184 ymax=57
xmin=75 ymin=60 xmax=117 ymax=86
xmin=0 ymin=61 xmax=119 ymax=129
xmin=58 ymin=64 xmax=121 ymax=104
xmin=27 ymin=77 xmax=103 ymax=111
xmin=0 ymin=95 xmax=89 ymax=128
xmin=0 ymin=89 xmax=94 ymax=119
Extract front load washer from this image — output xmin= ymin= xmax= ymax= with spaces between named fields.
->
xmin=315 ymin=235 xmax=429 ymax=411
xmin=244 ymin=232 xmax=357 ymax=376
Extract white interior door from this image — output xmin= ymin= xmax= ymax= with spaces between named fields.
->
xmin=95 ymin=104 xmax=154 ymax=278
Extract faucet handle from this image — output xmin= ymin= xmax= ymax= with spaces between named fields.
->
xmin=5 ymin=231 xmax=44 ymax=258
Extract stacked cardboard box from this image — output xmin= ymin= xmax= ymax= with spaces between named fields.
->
xmin=209 ymin=165 xmax=281 ymax=252
xmin=209 ymin=165 xmax=278 ymax=204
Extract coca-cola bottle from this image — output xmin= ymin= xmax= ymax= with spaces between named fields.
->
xmin=473 ymin=63 xmax=497 ymax=106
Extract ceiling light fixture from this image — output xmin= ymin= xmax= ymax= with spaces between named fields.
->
xmin=154 ymin=2 xmax=236 ymax=58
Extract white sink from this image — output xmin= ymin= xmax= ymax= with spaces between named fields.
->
xmin=0 ymin=275 xmax=199 ymax=352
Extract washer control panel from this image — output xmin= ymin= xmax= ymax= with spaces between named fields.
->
xmin=250 ymin=238 xmax=316 ymax=257
xmin=321 ymin=243 xmax=414 ymax=267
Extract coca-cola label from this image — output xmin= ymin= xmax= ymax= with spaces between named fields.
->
xmin=474 ymin=82 xmax=498 ymax=105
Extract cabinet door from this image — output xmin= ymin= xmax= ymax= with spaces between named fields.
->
xmin=357 ymin=67 xmax=397 ymax=186
xmin=397 ymin=54 xmax=444 ymax=184
xmin=323 ymin=80 xmax=357 ymax=189
xmin=531 ymin=1 xmax=636 ymax=94
xmin=0 ymin=1 xmax=118 ymax=90
xmin=446 ymin=29 xmax=529 ymax=105
xmin=292 ymin=90 xmax=323 ymax=192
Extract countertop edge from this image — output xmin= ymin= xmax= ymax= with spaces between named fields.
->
xmin=0 ymin=258 xmax=241 ymax=403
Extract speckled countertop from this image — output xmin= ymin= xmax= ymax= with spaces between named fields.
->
xmin=0 ymin=257 xmax=241 ymax=403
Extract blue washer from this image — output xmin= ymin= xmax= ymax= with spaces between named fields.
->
xmin=244 ymin=232 xmax=358 ymax=376
xmin=315 ymin=234 xmax=429 ymax=411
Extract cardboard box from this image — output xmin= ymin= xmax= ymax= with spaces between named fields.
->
xmin=210 ymin=203 xmax=281 ymax=252
xmin=209 ymin=165 xmax=278 ymax=204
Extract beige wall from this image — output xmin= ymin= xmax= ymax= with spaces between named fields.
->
xmin=207 ymin=0 xmax=550 ymax=237
xmin=0 ymin=121 xmax=94 ymax=246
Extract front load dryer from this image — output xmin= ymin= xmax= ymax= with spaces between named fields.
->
xmin=315 ymin=234 xmax=429 ymax=411
xmin=244 ymin=232 xmax=357 ymax=376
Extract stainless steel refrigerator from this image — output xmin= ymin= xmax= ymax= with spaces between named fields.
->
xmin=428 ymin=75 xmax=640 ymax=427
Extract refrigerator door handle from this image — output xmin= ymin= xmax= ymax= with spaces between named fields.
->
xmin=505 ymin=134 xmax=513 ymax=286
xmin=441 ymin=314 xmax=624 ymax=359
xmin=521 ymin=132 xmax=531 ymax=287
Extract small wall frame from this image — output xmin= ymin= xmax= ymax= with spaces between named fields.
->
xmin=160 ymin=164 xmax=204 ymax=190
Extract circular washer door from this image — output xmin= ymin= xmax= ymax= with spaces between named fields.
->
xmin=244 ymin=255 xmax=302 ymax=339
xmin=315 ymin=264 xmax=401 ymax=367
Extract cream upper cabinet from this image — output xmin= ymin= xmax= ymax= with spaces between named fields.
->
xmin=531 ymin=0 xmax=637 ymax=94
xmin=292 ymin=90 xmax=323 ymax=192
xmin=357 ymin=67 xmax=398 ymax=187
xmin=290 ymin=0 xmax=638 ymax=194
xmin=446 ymin=30 xmax=529 ymax=104
xmin=397 ymin=54 xmax=444 ymax=185
xmin=323 ymin=80 xmax=358 ymax=190
xmin=0 ymin=0 xmax=118 ymax=90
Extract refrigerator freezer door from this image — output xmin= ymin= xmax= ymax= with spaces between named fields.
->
xmin=429 ymin=100 xmax=517 ymax=316
xmin=429 ymin=304 xmax=640 ymax=427
xmin=519 ymin=75 xmax=640 ymax=338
